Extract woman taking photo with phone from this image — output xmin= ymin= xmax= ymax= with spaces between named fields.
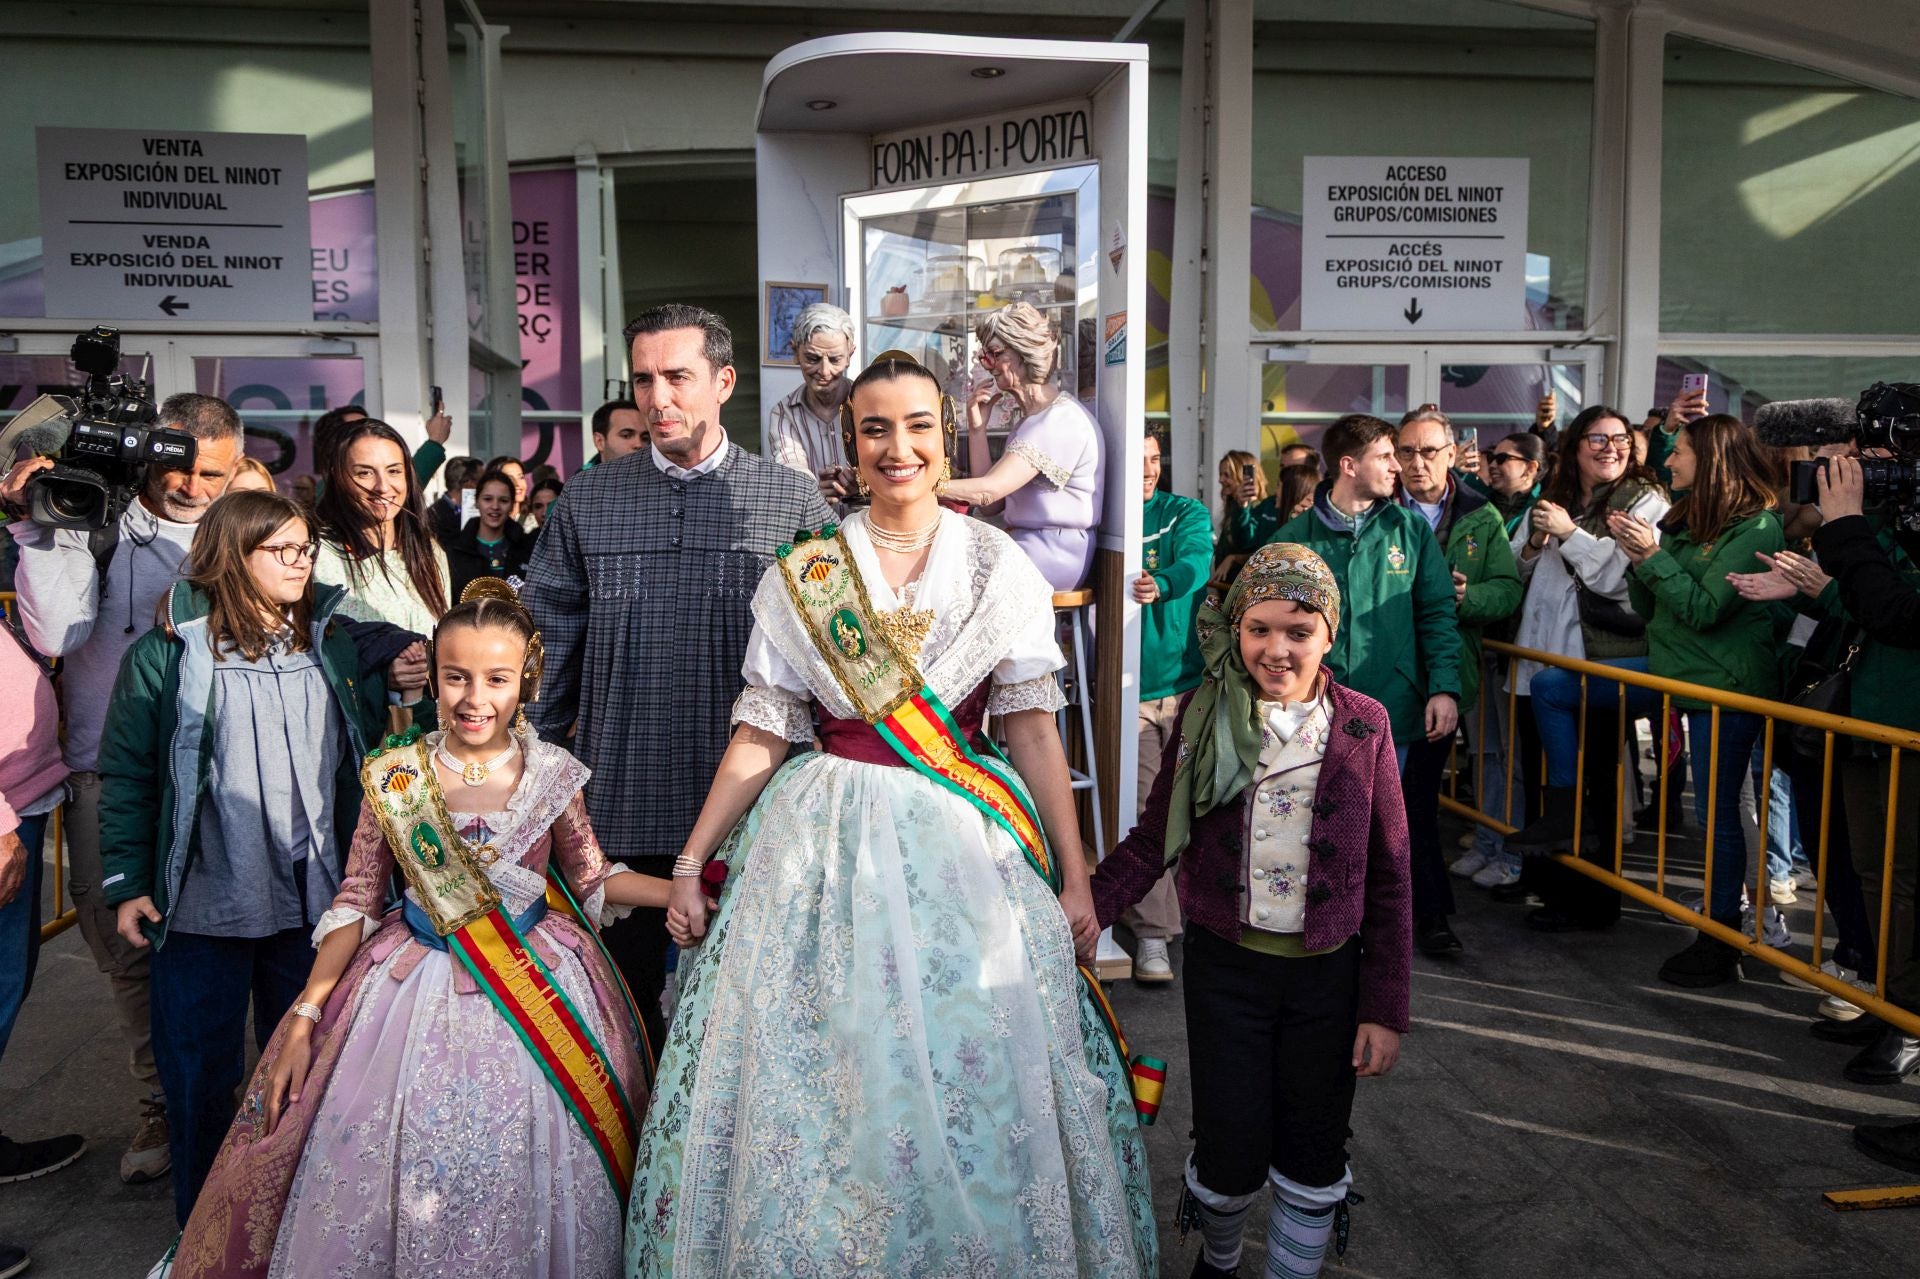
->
xmin=1502 ymin=406 xmax=1669 ymax=930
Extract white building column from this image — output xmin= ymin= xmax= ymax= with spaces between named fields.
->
xmin=1614 ymin=5 xmax=1669 ymax=413
xmin=1203 ymin=0 xmax=1255 ymax=499
xmin=370 ymin=0 xmax=433 ymax=444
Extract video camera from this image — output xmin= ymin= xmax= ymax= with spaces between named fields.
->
xmin=1755 ymin=382 xmax=1920 ymax=526
xmin=0 ymin=327 xmax=195 ymax=531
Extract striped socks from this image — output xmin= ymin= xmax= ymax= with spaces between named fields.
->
xmin=1264 ymin=1195 xmax=1335 ymax=1278
xmin=1196 ymin=1197 xmax=1254 ymax=1271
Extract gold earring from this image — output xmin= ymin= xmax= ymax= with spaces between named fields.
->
xmin=856 ymin=473 xmax=871 ymax=498
xmin=513 ymin=706 xmax=530 ymax=736
xmin=935 ymin=459 xmax=952 ymax=495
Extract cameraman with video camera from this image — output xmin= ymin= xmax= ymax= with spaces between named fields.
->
xmin=0 ymin=388 xmax=242 ymax=1188
xmin=1737 ymin=385 xmax=1920 ymax=1172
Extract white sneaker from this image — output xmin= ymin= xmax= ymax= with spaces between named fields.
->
xmin=1133 ymin=938 xmax=1174 ymax=984
xmin=1472 ymin=859 xmax=1522 ymax=889
xmin=1780 ymin=958 xmax=1855 ymax=993
xmin=1769 ymin=878 xmax=1797 ymax=905
xmin=1816 ymin=967 xmax=1876 ymax=1021
xmin=1761 ymin=907 xmax=1792 ymax=949
xmin=1449 ymin=851 xmax=1490 ymax=879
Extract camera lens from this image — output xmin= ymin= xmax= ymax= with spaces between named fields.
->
xmin=44 ymin=479 xmax=105 ymax=524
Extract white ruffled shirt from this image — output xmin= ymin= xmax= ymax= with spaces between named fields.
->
xmin=734 ymin=509 xmax=1066 ymax=741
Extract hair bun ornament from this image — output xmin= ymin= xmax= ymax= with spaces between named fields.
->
xmin=460 ymin=576 xmax=523 ymax=607
xmin=866 ymin=348 xmax=924 ymax=370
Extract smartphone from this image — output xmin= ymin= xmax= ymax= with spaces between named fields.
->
xmin=431 ymin=384 xmax=445 ymax=415
xmin=1680 ymin=373 xmax=1709 ymax=398
xmin=1456 ymin=426 xmax=1478 ymax=450
xmin=458 ymin=486 xmax=477 ymax=525
xmin=1240 ymin=463 xmax=1256 ymax=484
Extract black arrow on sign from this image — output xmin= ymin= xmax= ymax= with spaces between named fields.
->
xmin=158 ymin=295 xmax=189 ymax=317
xmin=1403 ymin=297 xmax=1424 ymax=325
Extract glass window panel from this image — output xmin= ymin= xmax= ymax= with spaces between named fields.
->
xmin=1434 ymin=361 xmax=1588 ymax=439
xmin=193 ymin=355 xmax=366 ymax=481
xmin=1661 ymin=38 xmax=1920 ymax=335
xmin=448 ymin=4 xmax=493 ymax=346
xmin=1258 ymin=360 xmax=1409 ymax=470
xmin=1250 ymin=0 xmax=1595 ymax=332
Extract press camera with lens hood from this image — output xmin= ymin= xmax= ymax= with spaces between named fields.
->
xmin=0 ymin=327 xmax=196 ymax=530
xmin=1754 ymin=382 xmax=1920 ymax=528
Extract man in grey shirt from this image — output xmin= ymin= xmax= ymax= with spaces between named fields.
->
xmin=0 ymin=392 xmax=243 ymax=1185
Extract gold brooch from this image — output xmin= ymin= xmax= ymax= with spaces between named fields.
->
xmin=872 ymin=606 xmax=935 ymax=661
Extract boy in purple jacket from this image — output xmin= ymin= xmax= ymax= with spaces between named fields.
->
xmin=1093 ymin=543 xmax=1412 ymax=1278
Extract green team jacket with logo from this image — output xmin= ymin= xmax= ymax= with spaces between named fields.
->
xmin=1140 ymin=489 xmax=1214 ymax=702
xmin=1421 ymin=482 xmax=1523 ymax=709
xmin=1272 ymin=486 xmax=1463 ymax=747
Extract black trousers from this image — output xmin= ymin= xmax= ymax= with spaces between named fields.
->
xmin=597 ymin=853 xmax=676 ymax=1057
xmin=1533 ymin=714 xmax=1624 ymax=926
xmin=1401 ymin=732 xmax=1456 ymax=920
xmin=1184 ymin=927 xmax=1360 ymax=1196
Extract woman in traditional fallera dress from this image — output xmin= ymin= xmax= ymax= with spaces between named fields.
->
xmin=166 ymin=582 xmax=668 ymax=1279
xmin=627 ymin=353 xmax=1156 ymax=1278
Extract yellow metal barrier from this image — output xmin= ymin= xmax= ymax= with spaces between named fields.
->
xmin=1443 ymin=638 xmax=1920 ymax=1040
xmin=3 ymin=589 xmax=80 ymax=943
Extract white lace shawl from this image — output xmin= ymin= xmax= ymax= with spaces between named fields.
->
xmin=733 ymin=510 xmax=1066 ymax=740
xmin=311 ymin=728 xmax=631 ymax=944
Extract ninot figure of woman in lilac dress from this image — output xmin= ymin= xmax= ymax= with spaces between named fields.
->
xmin=944 ymin=301 xmax=1104 ymax=592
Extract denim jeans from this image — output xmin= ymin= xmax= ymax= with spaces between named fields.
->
xmin=1465 ymin=655 xmax=1516 ymax=861
xmin=1690 ymin=712 xmax=1766 ymax=922
xmin=1530 ymin=659 xmax=1663 ymax=789
xmin=0 ymin=814 xmax=49 ymax=1064
xmin=1752 ymin=749 xmax=1806 ymax=884
xmin=150 ymin=925 xmax=313 ymax=1226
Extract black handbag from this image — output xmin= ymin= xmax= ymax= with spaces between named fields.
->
xmin=1573 ymin=577 xmax=1647 ymax=637
xmin=1787 ymin=634 xmax=1860 ymax=762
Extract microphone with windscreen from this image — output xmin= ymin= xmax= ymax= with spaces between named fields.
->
xmin=1753 ymin=397 xmax=1858 ymax=449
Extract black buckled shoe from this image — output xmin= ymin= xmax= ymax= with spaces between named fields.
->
xmin=1853 ymin=1120 xmax=1920 ymax=1175
xmin=1502 ymin=787 xmax=1577 ymax=855
xmin=1843 ymin=1024 xmax=1920 ymax=1086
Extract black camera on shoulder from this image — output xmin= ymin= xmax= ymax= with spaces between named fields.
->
xmin=24 ymin=327 xmax=196 ymax=531
xmin=1756 ymin=382 xmax=1920 ymax=527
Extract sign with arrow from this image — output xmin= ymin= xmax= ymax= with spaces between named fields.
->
xmin=1299 ymin=156 xmax=1528 ymax=332
xmin=36 ymin=126 xmax=311 ymax=323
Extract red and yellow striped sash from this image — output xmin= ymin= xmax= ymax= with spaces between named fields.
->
xmin=449 ymin=907 xmax=640 ymax=1199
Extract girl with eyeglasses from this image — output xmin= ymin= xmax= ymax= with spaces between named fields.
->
xmin=1502 ymin=406 xmax=1670 ymax=930
xmin=93 ymin=490 xmax=396 ymax=1228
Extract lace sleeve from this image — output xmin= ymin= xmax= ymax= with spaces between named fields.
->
xmin=732 ymin=684 xmax=815 ymax=743
xmin=312 ymin=803 xmax=393 ymax=946
xmin=988 ymin=674 xmax=1065 ymax=716
xmin=1006 ymin=439 xmax=1072 ymax=491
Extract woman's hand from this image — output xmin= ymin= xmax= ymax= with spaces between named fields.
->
xmin=1816 ymin=453 xmax=1867 ymax=521
xmin=1353 ymin=1023 xmax=1401 ymax=1077
xmin=1531 ymin=500 xmax=1574 ymax=540
xmin=116 ymin=896 xmax=161 ymax=947
xmin=1668 ymin=387 xmax=1709 ymax=428
xmin=1725 ymin=563 xmax=1796 ymax=602
xmin=666 ymin=874 xmax=712 ymax=947
xmin=1606 ymin=510 xmax=1659 ymax=563
xmin=389 ymin=641 xmax=429 ymax=700
xmin=1058 ymin=881 xmax=1099 ymax=965
xmin=966 ymin=376 xmax=997 ymax=435
xmin=266 ymin=1023 xmax=313 ymax=1134
xmin=1749 ymin=549 xmax=1831 ymax=599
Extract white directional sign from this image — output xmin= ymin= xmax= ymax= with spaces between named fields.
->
xmin=1301 ymin=156 xmax=1529 ymax=332
xmin=36 ymin=127 xmax=312 ymax=323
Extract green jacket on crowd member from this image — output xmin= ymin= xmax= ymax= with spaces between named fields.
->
xmin=412 ymin=438 xmax=447 ymax=488
xmin=1221 ymin=495 xmax=1286 ymax=560
xmin=1799 ymin=518 xmax=1920 ymax=738
xmin=1140 ymin=487 xmax=1214 ymax=702
xmin=1626 ymin=508 xmax=1785 ymax=710
xmin=1273 ymin=482 xmax=1463 ymax=747
xmin=95 ymin=580 xmax=389 ymax=950
xmin=1400 ymin=478 xmax=1522 ymax=709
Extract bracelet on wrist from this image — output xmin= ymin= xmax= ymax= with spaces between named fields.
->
xmin=291 ymin=1001 xmax=324 ymax=1025
xmin=672 ymin=854 xmax=707 ymax=878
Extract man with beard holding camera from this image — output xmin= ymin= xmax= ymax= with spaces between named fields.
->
xmin=0 ymin=391 xmax=242 ymax=1188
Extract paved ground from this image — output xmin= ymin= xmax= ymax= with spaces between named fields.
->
xmin=4 ymin=811 xmax=1918 ymax=1277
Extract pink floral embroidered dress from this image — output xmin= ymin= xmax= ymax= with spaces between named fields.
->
xmin=170 ymin=731 xmax=648 ymax=1279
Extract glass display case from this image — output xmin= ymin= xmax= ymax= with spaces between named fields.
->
xmin=844 ymin=165 xmax=1099 ymax=472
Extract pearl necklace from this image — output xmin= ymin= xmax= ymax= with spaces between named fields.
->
xmin=866 ymin=513 xmax=941 ymax=554
xmin=437 ymin=740 xmax=518 ymax=787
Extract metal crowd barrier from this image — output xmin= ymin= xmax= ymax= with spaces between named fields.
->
xmin=2 ymin=589 xmax=79 ymax=943
xmin=1442 ymin=638 xmax=1920 ymax=1039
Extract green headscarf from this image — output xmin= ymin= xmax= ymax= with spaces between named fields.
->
xmin=1160 ymin=542 xmax=1342 ymax=863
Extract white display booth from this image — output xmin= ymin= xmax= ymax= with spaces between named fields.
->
xmin=754 ymin=34 xmax=1149 ymax=954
